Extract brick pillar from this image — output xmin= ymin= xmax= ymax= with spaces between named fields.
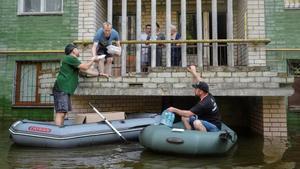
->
xmin=262 ymin=96 xmax=287 ymax=137
xmin=246 ymin=0 xmax=266 ymax=66
xmin=249 ymin=97 xmax=263 ymax=135
xmin=250 ymin=96 xmax=287 ymax=137
xmin=78 ymin=0 xmax=106 ymax=41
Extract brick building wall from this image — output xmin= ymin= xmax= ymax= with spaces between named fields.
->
xmin=0 ymin=0 xmax=78 ymax=50
xmin=265 ymin=0 xmax=300 ymax=72
xmin=0 ymin=0 xmax=78 ymax=120
xmin=78 ymin=0 xmax=107 ymax=40
xmin=69 ymin=96 xmax=162 ymax=119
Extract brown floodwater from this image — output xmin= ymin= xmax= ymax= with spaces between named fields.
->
xmin=0 ymin=112 xmax=299 ymax=169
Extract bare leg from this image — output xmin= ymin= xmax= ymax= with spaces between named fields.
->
xmin=193 ymin=120 xmax=207 ymax=132
xmin=98 ymin=59 xmax=105 ymax=74
xmin=182 ymin=116 xmax=192 ymax=130
xmin=105 ymin=57 xmax=113 ymax=76
xmin=55 ymin=112 xmax=66 ymax=126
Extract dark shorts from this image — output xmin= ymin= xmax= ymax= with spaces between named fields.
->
xmin=189 ymin=115 xmax=219 ymax=132
xmin=97 ymin=46 xmax=113 ymax=59
xmin=53 ymin=88 xmax=72 ymax=113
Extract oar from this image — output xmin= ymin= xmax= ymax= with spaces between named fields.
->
xmin=88 ymin=102 xmax=127 ymax=142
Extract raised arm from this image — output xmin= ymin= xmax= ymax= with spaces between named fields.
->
xmin=187 ymin=65 xmax=203 ymax=83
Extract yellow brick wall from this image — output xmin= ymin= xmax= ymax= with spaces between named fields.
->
xmin=250 ymin=96 xmax=287 ymax=137
xmin=69 ymin=95 xmax=162 ymax=118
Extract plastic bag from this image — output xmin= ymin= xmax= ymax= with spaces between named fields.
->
xmin=160 ymin=110 xmax=175 ymax=127
xmin=107 ymin=45 xmax=121 ymax=56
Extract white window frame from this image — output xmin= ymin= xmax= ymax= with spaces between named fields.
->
xmin=284 ymin=0 xmax=300 ymax=9
xmin=18 ymin=0 xmax=64 ymax=15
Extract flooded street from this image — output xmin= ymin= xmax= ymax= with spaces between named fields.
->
xmin=1 ymin=112 xmax=299 ymax=169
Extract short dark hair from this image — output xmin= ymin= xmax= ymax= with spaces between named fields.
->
xmin=145 ymin=24 xmax=151 ymax=28
xmin=192 ymin=81 xmax=209 ymax=93
xmin=64 ymin=44 xmax=77 ymax=55
xmin=156 ymin=22 xmax=160 ymax=28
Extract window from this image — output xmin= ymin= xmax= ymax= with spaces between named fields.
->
xmin=285 ymin=0 xmax=300 ymax=9
xmin=14 ymin=61 xmax=60 ymax=107
xmin=288 ymin=59 xmax=300 ymax=76
xmin=18 ymin=0 xmax=63 ymax=15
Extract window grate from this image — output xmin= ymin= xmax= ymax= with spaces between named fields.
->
xmin=15 ymin=61 xmax=60 ymax=106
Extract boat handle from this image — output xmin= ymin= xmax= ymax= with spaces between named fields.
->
xmin=166 ymin=137 xmax=184 ymax=144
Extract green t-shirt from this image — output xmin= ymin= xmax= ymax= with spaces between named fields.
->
xmin=55 ymin=55 xmax=81 ymax=94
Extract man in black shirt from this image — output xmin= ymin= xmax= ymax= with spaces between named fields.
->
xmin=167 ymin=65 xmax=221 ymax=132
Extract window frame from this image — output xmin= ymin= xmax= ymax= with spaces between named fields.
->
xmin=284 ymin=0 xmax=300 ymax=9
xmin=13 ymin=60 xmax=60 ymax=108
xmin=17 ymin=0 xmax=64 ymax=16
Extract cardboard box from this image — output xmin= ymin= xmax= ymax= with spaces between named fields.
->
xmin=75 ymin=112 xmax=125 ymax=124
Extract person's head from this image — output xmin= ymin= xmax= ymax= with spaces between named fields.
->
xmin=65 ymin=44 xmax=79 ymax=57
xmin=171 ymin=24 xmax=177 ymax=35
xmin=145 ymin=24 xmax=151 ymax=34
xmin=192 ymin=81 xmax=209 ymax=97
xmin=102 ymin=21 xmax=113 ymax=38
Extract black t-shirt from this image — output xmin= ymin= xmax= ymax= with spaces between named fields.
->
xmin=190 ymin=94 xmax=221 ymax=129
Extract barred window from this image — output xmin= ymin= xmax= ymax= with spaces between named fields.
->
xmin=18 ymin=0 xmax=63 ymax=15
xmin=285 ymin=0 xmax=300 ymax=9
xmin=288 ymin=59 xmax=300 ymax=76
xmin=14 ymin=60 xmax=60 ymax=107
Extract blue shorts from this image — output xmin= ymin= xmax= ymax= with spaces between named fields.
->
xmin=189 ymin=115 xmax=219 ymax=132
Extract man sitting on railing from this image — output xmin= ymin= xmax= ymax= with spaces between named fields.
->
xmin=92 ymin=22 xmax=121 ymax=76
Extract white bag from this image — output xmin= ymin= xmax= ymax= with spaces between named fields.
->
xmin=107 ymin=45 xmax=121 ymax=56
xmin=97 ymin=54 xmax=106 ymax=60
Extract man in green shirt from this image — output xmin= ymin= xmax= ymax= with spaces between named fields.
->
xmin=53 ymin=44 xmax=106 ymax=126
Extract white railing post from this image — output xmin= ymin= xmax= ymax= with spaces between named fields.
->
xmin=121 ymin=0 xmax=127 ymax=76
xmin=166 ymin=0 xmax=171 ymax=67
xmin=151 ymin=0 xmax=157 ymax=68
xmin=227 ymin=0 xmax=234 ymax=66
xmin=196 ymin=0 xmax=203 ymax=67
xmin=181 ymin=0 xmax=187 ymax=67
xmin=212 ymin=0 xmax=218 ymax=66
xmin=136 ymin=0 xmax=142 ymax=73
xmin=107 ymin=0 xmax=113 ymax=24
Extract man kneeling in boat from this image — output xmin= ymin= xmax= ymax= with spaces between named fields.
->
xmin=167 ymin=65 xmax=221 ymax=132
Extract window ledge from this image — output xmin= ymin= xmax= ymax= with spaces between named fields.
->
xmin=12 ymin=105 xmax=54 ymax=109
xmin=17 ymin=12 xmax=63 ymax=16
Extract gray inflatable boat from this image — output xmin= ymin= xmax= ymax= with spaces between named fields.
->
xmin=9 ymin=114 xmax=161 ymax=148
